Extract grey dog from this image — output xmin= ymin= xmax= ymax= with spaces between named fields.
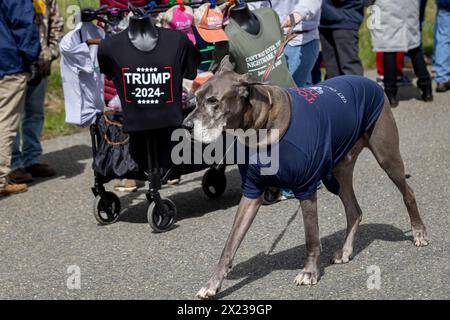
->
xmin=184 ymin=56 xmax=429 ymax=300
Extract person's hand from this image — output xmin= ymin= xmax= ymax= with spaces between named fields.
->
xmin=281 ymin=12 xmax=302 ymax=29
xmin=27 ymin=61 xmax=43 ymax=87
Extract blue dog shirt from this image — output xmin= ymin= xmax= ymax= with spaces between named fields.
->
xmin=239 ymin=75 xmax=385 ymax=200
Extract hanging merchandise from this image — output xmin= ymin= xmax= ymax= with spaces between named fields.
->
xmin=160 ymin=2 xmax=196 ymax=44
xmin=217 ymin=7 xmax=296 ymax=88
xmin=98 ymin=29 xmax=201 ymax=132
xmin=60 ymin=22 xmax=105 ymax=127
xmin=194 ymin=3 xmax=229 ymax=43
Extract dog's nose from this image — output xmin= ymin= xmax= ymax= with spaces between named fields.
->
xmin=182 ymin=120 xmax=194 ymax=132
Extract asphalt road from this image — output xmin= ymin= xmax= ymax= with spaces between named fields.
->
xmin=0 ymin=79 xmax=449 ymax=300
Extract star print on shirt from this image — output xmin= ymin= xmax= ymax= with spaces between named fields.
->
xmin=121 ymin=66 xmax=173 ymax=104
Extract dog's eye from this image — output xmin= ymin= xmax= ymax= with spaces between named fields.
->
xmin=206 ymin=97 xmax=219 ymax=104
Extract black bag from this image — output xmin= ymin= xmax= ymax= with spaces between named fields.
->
xmin=93 ymin=112 xmax=140 ymax=178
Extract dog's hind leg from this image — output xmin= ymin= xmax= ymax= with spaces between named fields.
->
xmin=368 ymin=98 xmax=428 ymax=246
xmin=196 ymin=196 xmax=262 ymax=299
xmin=331 ymin=139 xmax=366 ymax=264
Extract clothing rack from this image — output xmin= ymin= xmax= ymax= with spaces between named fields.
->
xmin=146 ymin=0 xmax=272 ymax=14
xmin=81 ymin=0 xmax=272 ymax=23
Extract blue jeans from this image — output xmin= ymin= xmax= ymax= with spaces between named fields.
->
xmin=433 ymin=9 xmax=450 ymax=83
xmin=11 ymin=78 xmax=48 ymax=170
xmin=284 ymin=39 xmax=320 ymax=87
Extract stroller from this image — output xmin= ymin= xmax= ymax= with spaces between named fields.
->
xmin=90 ymin=111 xmax=228 ymax=232
xmin=82 ymin=2 xmax=279 ymax=233
xmin=78 ymin=5 xmax=228 ymax=233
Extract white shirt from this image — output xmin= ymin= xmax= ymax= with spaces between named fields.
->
xmin=249 ymin=0 xmax=322 ymax=46
xmin=60 ymin=22 xmax=105 ymax=127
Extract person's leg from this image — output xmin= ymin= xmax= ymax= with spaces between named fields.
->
xmin=0 ymin=73 xmax=28 ymax=193
xmin=11 ymin=123 xmax=24 ymax=171
xmin=383 ymin=52 xmax=399 ymax=106
xmin=296 ymin=39 xmax=320 ymax=86
xmin=285 ymin=39 xmax=320 ymax=87
xmin=284 ymin=44 xmax=302 ymax=82
xmin=397 ymin=52 xmax=405 ymax=75
xmin=21 ymin=78 xmax=48 ymax=169
xmin=376 ymin=52 xmax=384 ymax=76
xmin=320 ymin=28 xmax=341 ymax=79
xmin=408 ymin=45 xmax=433 ymax=101
xmin=311 ymin=52 xmax=322 ymax=84
xmin=333 ymin=29 xmax=364 ymax=76
xmin=433 ymin=8 xmax=450 ymax=90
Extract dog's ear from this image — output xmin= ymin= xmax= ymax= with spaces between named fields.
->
xmin=217 ymin=55 xmax=236 ymax=73
xmin=237 ymin=73 xmax=268 ymax=100
xmin=247 ymin=84 xmax=273 ymax=130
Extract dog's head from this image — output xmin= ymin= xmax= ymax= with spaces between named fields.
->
xmin=184 ymin=56 xmax=274 ymax=145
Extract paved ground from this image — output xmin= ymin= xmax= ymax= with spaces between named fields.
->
xmin=1 ymin=77 xmax=449 ymax=300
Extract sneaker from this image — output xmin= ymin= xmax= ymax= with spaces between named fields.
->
xmin=0 ymin=183 xmax=28 ymax=197
xmin=167 ymin=178 xmax=181 ymax=186
xmin=9 ymin=168 xmax=33 ymax=184
xmin=376 ymin=76 xmax=384 ymax=87
xmin=114 ymin=179 xmax=138 ymax=192
xmin=25 ymin=163 xmax=55 ymax=178
xmin=279 ymin=189 xmax=295 ymax=201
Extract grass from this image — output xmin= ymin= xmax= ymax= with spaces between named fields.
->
xmin=43 ymin=0 xmax=438 ymax=138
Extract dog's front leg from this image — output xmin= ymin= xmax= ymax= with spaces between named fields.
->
xmin=294 ymin=193 xmax=321 ymax=286
xmin=196 ymin=196 xmax=262 ymax=299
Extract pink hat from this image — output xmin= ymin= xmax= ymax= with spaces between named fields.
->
xmin=164 ymin=5 xmax=196 ymax=45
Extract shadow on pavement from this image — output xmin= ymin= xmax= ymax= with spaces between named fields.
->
xmin=117 ymin=168 xmax=242 ymax=224
xmin=397 ymin=70 xmax=422 ymax=102
xmin=216 ymin=223 xmax=410 ymax=299
xmin=37 ymin=145 xmax=92 ymax=181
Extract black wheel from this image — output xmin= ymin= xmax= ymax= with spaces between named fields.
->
xmin=147 ymin=198 xmax=177 ymax=233
xmin=93 ymin=192 xmax=121 ymax=225
xmin=262 ymin=187 xmax=281 ymax=205
xmin=202 ymin=168 xmax=227 ymax=199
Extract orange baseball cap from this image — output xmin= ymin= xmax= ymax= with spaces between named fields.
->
xmin=196 ymin=4 xmax=229 ymax=43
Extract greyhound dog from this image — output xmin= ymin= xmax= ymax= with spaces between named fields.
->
xmin=184 ymin=56 xmax=429 ymax=299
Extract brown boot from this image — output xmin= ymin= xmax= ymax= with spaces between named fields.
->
xmin=25 ymin=163 xmax=55 ymax=178
xmin=0 ymin=183 xmax=28 ymax=197
xmin=9 ymin=168 xmax=34 ymax=184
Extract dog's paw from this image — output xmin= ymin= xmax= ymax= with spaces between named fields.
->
xmin=412 ymin=228 xmax=429 ymax=247
xmin=195 ymin=287 xmax=217 ymax=300
xmin=294 ymin=270 xmax=319 ymax=286
xmin=331 ymin=250 xmax=352 ymax=264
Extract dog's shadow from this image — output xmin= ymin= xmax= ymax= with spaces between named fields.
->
xmin=216 ymin=222 xmax=410 ymax=299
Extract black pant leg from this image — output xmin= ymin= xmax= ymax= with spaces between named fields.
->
xmin=383 ymin=52 xmax=398 ymax=98
xmin=408 ymin=45 xmax=431 ymax=87
xmin=333 ymin=29 xmax=364 ymax=76
xmin=320 ymin=28 xmax=341 ymax=79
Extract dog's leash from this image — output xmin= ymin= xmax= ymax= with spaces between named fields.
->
xmin=262 ymin=14 xmax=304 ymax=82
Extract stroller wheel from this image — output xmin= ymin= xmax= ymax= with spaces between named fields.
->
xmin=148 ymin=198 xmax=177 ymax=233
xmin=262 ymin=187 xmax=281 ymax=205
xmin=93 ymin=192 xmax=121 ymax=225
xmin=202 ymin=168 xmax=227 ymax=199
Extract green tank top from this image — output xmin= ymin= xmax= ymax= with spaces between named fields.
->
xmin=225 ymin=8 xmax=296 ymax=88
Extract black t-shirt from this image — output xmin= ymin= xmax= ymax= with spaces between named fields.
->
xmin=98 ymin=28 xmax=201 ymax=132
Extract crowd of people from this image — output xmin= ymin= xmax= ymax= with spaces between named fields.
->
xmin=0 ymin=0 xmax=449 ymax=198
